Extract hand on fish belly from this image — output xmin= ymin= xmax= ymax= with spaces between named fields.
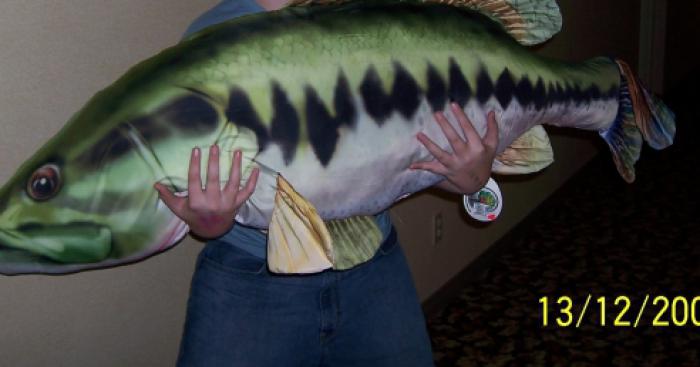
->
xmin=410 ymin=103 xmax=499 ymax=195
xmin=154 ymin=145 xmax=260 ymax=239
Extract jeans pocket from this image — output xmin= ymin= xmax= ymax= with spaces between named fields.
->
xmin=378 ymin=228 xmax=399 ymax=256
xmin=201 ymin=240 xmax=266 ymax=275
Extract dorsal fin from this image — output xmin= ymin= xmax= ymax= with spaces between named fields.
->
xmin=492 ymin=125 xmax=554 ymax=174
xmin=284 ymin=0 xmax=562 ymax=45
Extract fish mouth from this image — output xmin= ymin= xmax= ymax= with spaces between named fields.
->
xmin=0 ymin=222 xmax=113 ymax=275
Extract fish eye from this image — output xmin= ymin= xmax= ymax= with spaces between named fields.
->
xmin=26 ymin=164 xmax=62 ymax=201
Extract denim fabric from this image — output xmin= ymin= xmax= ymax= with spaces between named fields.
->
xmin=177 ymin=3 xmax=433 ymax=366
xmin=182 ymin=0 xmax=264 ymax=39
xmin=177 ymin=228 xmax=434 ymax=367
xmin=216 ymin=211 xmax=394 ymax=259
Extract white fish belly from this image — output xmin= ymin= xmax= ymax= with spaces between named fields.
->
xmin=235 ymin=94 xmax=619 ymax=229
xmin=236 ymin=97 xmax=446 ymax=228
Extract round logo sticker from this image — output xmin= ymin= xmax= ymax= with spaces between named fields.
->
xmin=463 ymin=177 xmax=502 ymax=222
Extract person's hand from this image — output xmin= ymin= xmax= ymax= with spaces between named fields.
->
xmin=410 ymin=103 xmax=498 ymax=195
xmin=154 ymin=145 xmax=260 ymax=239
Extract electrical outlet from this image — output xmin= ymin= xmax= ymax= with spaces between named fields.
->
xmin=433 ymin=212 xmax=443 ymax=246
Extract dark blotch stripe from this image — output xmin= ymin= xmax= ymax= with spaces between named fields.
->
xmin=270 ymin=82 xmax=299 ymax=164
xmin=129 ymin=116 xmax=166 ymax=142
xmin=555 ymin=83 xmax=567 ymax=104
xmin=77 ymin=93 xmax=220 ymax=167
xmin=226 ymin=88 xmax=269 ymax=151
xmin=504 ymin=73 xmax=619 ymax=110
xmin=333 ymin=72 xmax=357 ymax=128
xmin=476 ymin=68 xmax=493 ymax=104
xmin=546 ymin=82 xmax=560 ymax=105
xmin=160 ymin=95 xmax=219 ymax=133
xmin=572 ymin=84 xmax=584 ymax=105
xmin=305 ymin=86 xmax=340 ymax=166
xmin=359 ymin=62 xmax=422 ymax=124
xmin=77 ymin=128 xmax=134 ymax=167
xmin=129 ymin=93 xmax=218 ymax=143
xmin=303 ymin=71 xmax=358 ymax=166
xmin=426 ymin=63 xmax=447 ymax=112
xmin=447 ymin=58 xmax=471 ymax=107
xmin=532 ymin=77 xmax=547 ymax=110
xmin=514 ymin=77 xmax=534 ymax=106
xmin=562 ymin=82 xmax=574 ymax=103
xmin=359 ymin=66 xmax=393 ymax=124
xmin=495 ymin=68 xmax=516 ymax=109
xmin=546 ymin=82 xmax=556 ymax=106
xmin=108 ymin=129 xmax=131 ymax=159
xmin=586 ymin=85 xmax=602 ymax=100
xmin=127 ymin=94 xmax=217 ymax=145
xmin=390 ymin=62 xmax=421 ymax=119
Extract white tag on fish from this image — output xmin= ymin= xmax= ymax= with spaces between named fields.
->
xmin=463 ymin=178 xmax=502 ymax=222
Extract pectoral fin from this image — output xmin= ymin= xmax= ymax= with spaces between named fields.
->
xmin=492 ymin=125 xmax=554 ymax=174
xmin=267 ymin=175 xmax=384 ymax=273
xmin=267 ymin=175 xmax=334 ymax=273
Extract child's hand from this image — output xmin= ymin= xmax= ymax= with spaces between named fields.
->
xmin=154 ymin=145 xmax=259 ymax=239
xmin=411 ymin=103 xmax=498 ymax=195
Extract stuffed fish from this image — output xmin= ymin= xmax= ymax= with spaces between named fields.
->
xmin=0 ymin=0 xmax=675 ymax=275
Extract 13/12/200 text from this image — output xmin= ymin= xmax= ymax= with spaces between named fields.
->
xmin=539 ymin=295 xmax=700 ymax=327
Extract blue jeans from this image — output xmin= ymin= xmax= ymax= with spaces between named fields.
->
xmin=177 ymin=228 xmax=434 ymax=366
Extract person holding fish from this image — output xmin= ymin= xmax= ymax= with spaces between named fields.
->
xmin=0 ymin=0 xmax=674 ymax=363
xmin=162 ymin=1 xmax=499 ymax=366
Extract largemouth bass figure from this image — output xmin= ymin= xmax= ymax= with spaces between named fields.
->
xmin=0 ymin=0 xmax=675 ymax=275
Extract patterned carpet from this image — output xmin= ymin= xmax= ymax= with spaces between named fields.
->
xmin=426 ymin=90 xmax=700 ymax=366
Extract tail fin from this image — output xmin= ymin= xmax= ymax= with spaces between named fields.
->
xmin=599 ymin=59 xmax=676 ymax=183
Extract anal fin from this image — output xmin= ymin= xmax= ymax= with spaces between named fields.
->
xmin=326 ymin=216 xmax=382 ymax=270
xmin=492 ymin=125 xmax=554 ymax=174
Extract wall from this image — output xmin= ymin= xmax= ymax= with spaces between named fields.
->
xmin=0 ymin=1 xmax=213 ymax=366
xmin=0 ymin=1 xmax=639 ymax=366
xmin=664 ymin=0 xmax=700 ymax=93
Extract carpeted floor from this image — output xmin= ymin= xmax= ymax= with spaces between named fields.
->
xmin=427 ymin=90 xmax=700 ymax=366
